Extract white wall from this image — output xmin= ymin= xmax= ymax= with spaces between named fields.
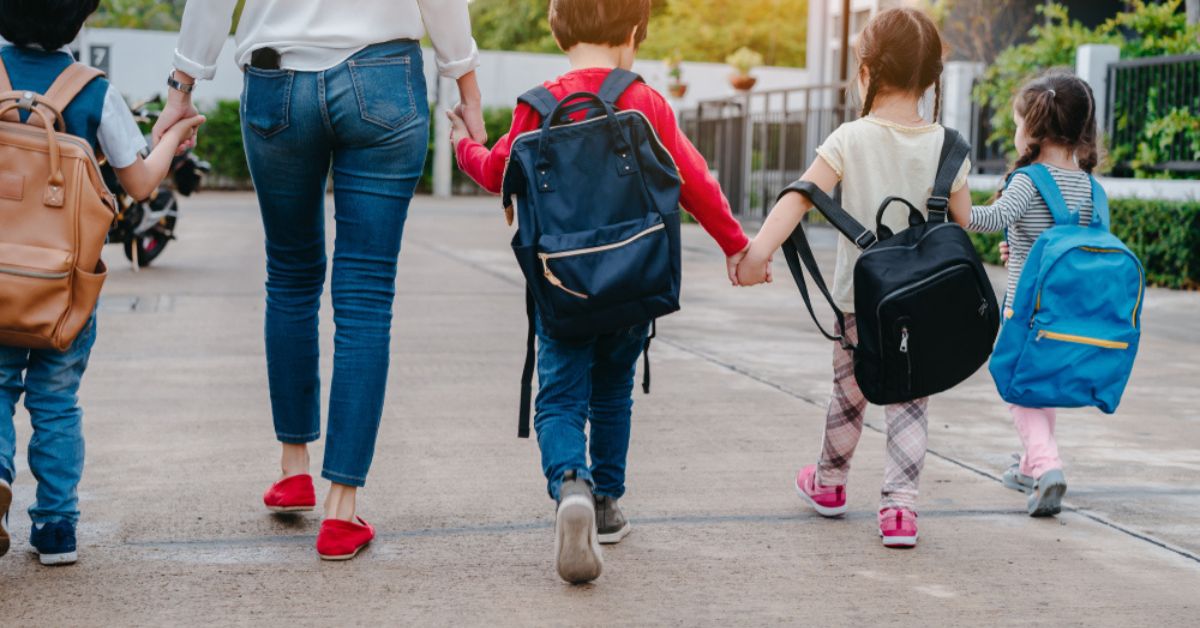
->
xmin=79 ymin=28 xmax=809 ymax=110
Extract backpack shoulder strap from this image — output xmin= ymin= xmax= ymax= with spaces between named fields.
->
xmin=597 ymin=68 xmax=642 ymax=106
xmin=517 ymin=85 xmax=558 ymax=120
xmin=928 ymin=127 xmax=970 ymax=220
xmin=0 ymin=55 xmax=12 ymax=92
xmin=42 ymin=63 xmax=104 ymax=114
xmin=1088 ymin=175 xmax=1110 ymax=232
xmin=1013 ymin=164 xmax=1073 ymax=226
xmin=777 ymin=180 xmax=876 ymax=249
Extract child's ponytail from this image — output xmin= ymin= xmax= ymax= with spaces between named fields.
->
xmin=856 ymin=8 xmax=945 ymax=121
xmin=997 ymin=72 xmax=1104 ymax=199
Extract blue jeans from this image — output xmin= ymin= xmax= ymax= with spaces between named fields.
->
xmin=534 ymin=316 xmax=649 ymax=501
xmin=241 ymin=40 xmax=429 ymax=487
xmin=0 ymin=314 xmax=96 ymax=525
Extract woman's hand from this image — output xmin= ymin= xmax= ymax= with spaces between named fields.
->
xmin=999 ymin=241 xmax=1010 ymax=266
xmin=455 ymin=71 xmax=487 ymax=144
xmin=153 ymin=71 xmax=200 ymax=154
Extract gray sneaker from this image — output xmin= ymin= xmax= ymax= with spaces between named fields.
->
xmin=1002 ymin=455 xmax=1035 ymax=494
xmin=1028 ymin=468 xmax=1067 ymax=517
xmin=595 ymin=495 xmax=631 ymax=544
xmin=0 ymin=478 xmax=10 ymax=557
xmin=554 ymin=471 xmax=602 ymax=583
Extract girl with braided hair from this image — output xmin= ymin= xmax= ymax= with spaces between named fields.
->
xmin=738 ymin=7 xmax=971 ymax=548
xmin=960 ymin=72 xmax=1104 ymax=518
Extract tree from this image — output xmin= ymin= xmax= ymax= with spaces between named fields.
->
xmin=90 ymin=0 xmax=181 ymax=30
xmin=641 ymin=0 xmax=807 ymax=67
xmin=926 ymin=0 xmax=1037 ymax=63
xmin=469 ymin=0 xmax=807 ymax=67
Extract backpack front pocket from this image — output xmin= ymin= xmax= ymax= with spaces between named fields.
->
xmin=1010 ymin=324 xmax=1138 ymax=412
xmin=0 ymin=242 xmax=72 ymax=340
xmin=536 ymin=216 xmax=671 ymax=316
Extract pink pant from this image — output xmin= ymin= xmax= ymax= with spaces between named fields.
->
xmin=1010 ymin=405 xmax=1062 ymax=477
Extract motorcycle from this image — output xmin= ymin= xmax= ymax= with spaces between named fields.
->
xmin=102 ymin=96 xmax=210 ymax=268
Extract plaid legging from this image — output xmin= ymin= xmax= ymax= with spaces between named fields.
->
xmin=815 ymin=314 xmax=929 ymax=511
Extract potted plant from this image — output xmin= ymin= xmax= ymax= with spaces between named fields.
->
xmin=666 ymin=50 xmax=688 ymax=98
xmin=726 ymin=47 xmax=763 ymax=92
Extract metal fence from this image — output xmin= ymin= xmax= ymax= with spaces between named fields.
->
xmin=681 ymin=83 xmax=855 ymax=218
xmin=1106 ymin=53 xmax=1200 ymax=175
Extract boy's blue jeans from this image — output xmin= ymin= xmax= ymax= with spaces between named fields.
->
xmin=534 ymin=316 xmax=649 ymax=502
xmin=0 ymin=314 xmax=96 ymax=525
xmin=240 ymin=41 xmax=429 ymax=487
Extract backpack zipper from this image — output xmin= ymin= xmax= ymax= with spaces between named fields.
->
xmin=0 ymin=265 xmax=69 ymax=280
xmin=1036 ymin=330 xmax=1128 ymax=350
xmin=538 ymin=222 xmax=665 ymax=299
xmin=899 ymin=326 xmax=912 ymax=391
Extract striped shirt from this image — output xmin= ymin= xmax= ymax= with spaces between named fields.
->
xmin=967 ymin=164 xmax=1095 ymax=309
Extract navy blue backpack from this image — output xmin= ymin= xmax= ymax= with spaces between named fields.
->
xmin=501 ymin=69 xmax=683 ymax=437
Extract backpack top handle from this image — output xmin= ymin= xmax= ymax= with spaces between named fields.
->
xmin=532 ymin=92 xmax=637 ymax=192
xmin=0 ymin=99 xmax=66 ymax=207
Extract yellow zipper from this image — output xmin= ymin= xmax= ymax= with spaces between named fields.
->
xmin=1036 ymin=330 xmax=1128 ymax=350
xmin=538 ymin=222 xmax=665 ymax=299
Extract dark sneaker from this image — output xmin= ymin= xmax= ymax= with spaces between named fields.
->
xmin=554 ymin=471 xmax=602 ymax=584
xmin=0 ymin=478 xmax=11 ymax=557
xmin=1002 ymin=455 xmax=1035 ymax=494
xmin=1028 ymin=469 xmax=1067 ymax=517
xmin=30 ymin=520 xmax=77 ymax=566
xmin=595 ymin=495 xmax=631 ymax=545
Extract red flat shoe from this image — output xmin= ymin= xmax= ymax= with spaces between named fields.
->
xmin=263 ymin=474 xmax=316 ymax=513
xmin=317 ymin=517 xmax=375 ymax=561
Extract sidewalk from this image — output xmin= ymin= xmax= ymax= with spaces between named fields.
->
xmin=0 ymin=193 xmax=1197 ymax=626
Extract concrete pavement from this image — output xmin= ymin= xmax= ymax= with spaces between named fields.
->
xmin=0 ymin=192 xmax=1198 ymax=626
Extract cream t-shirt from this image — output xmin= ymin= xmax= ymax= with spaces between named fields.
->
xmin=814 ymin=116 xmax=971 ymax=312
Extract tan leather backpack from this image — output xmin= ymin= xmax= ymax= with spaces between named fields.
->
xmin=0 ymin=59 xmax=117 ymax=351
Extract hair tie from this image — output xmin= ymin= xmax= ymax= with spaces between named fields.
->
xmin=1048 ymin=89 xmax=1056 ymax=97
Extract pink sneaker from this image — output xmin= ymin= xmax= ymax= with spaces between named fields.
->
xmin=794 ymin=465 xmax=847 ymax=517
xmin=878 ymin=508 xmax=918 ymax=548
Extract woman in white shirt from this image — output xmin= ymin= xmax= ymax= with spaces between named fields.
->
xmin=154 ymin=0 xmax=486 ymax=560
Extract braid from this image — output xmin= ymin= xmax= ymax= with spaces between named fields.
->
xmin=933 ymin=78 xmax=942 ymax=122
xmin=992 ymin=144 xmax=1041 ymax=202
xmin=860 ymin=66 xmax=880 ymax=118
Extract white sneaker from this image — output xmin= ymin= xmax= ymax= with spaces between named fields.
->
xmin=554 ymin=472 xmax=602 ymax=584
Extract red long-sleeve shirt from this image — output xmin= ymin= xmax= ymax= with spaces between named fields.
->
xmin=455 ymin=67 xmax=749 ymax=257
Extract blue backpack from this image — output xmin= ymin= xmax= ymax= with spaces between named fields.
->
xmin=989 ymin=164 xmax=1144 ymax=413
xmin=501 ymin=69 xmax=683 ymax=437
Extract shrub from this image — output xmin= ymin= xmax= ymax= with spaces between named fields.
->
xmin=973 ymin=1 xmax=1200 ymax=175
xmin=967 ymin=189 xmax=1200 ymax=289
xmin=195 ymin=99 xmax=251 ymax=186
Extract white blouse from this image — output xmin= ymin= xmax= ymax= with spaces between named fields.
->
xmin=173 ymin=0 xmax=479 ymax=80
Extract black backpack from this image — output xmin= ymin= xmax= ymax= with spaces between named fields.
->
xmin=778 ymin=128 xmax=999 ymax=405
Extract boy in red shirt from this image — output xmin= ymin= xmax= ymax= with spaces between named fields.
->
xmin=448 ymin=0 xmax=748 ymax=584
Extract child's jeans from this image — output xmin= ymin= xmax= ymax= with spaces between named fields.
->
xmin=533 ymin=315 xmax=649 ymax=502
xmin=815 ymin=314 xmax=929 ymax=511
xmin=1010 ymin=405 xmax=1061 ymax=477
xmin=0 ymin=314 xmax=96 ymax=525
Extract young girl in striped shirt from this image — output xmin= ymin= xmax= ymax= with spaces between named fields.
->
xmin=957 ymin=72 xmax=1102 ymax=517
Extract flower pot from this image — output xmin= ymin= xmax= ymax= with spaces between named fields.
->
xmin=668 ymin=83 xmax=689 ymax=98
xmin=730 ymin=75 xmax=757 ymax=92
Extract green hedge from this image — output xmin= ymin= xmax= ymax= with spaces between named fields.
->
xmin=967 ymin=190 xmax=1200 ymax=289
xmin=194 ymin=100 xmax=516 ymax=191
